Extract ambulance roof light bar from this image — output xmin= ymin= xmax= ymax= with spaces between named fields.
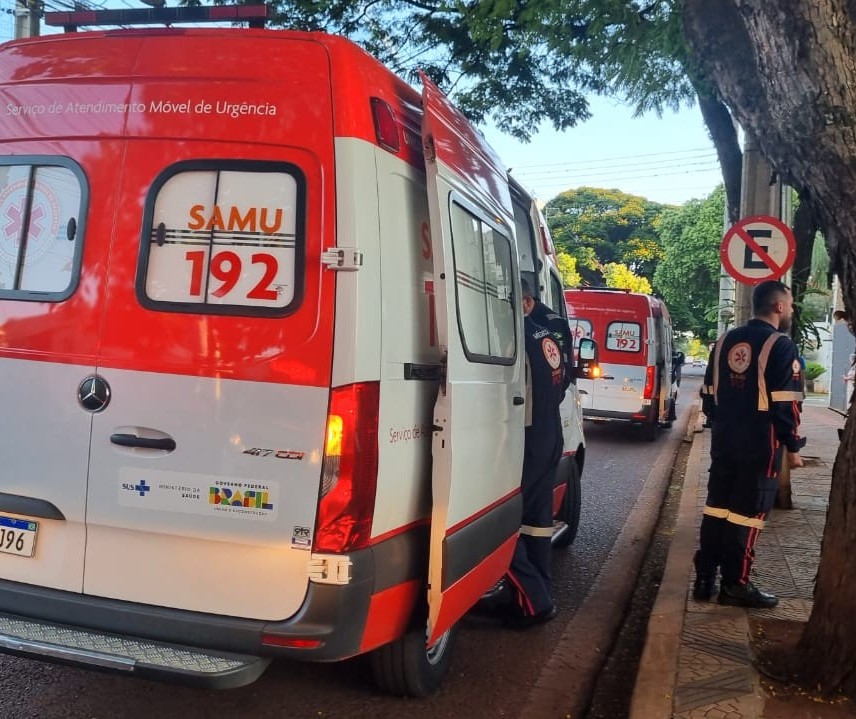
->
xmin=44 ymin=4 xmax=269 ymax=32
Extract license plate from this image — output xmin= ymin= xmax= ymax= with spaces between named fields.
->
xmin=0 ymin=516 xmax=38 ymax=557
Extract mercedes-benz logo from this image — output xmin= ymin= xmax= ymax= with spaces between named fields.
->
xmin=78 ymin=376 xmax=111 ymax=413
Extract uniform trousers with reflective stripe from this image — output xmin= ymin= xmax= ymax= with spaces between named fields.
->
xmin=696 ymin=449 xmax=783 ymax=586
xmin=507 ymin=427 xmax=562 ymax=617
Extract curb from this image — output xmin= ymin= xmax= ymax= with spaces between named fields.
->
xmin=520 ymin=405 xmax=694 ymax=719
xmin=627 ymin=404 xmax=703 ymax=719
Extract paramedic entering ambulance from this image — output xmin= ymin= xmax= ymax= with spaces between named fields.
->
xmin=501 ymin=278 xmax=565 ymax=628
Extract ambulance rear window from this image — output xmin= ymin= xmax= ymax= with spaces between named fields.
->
xmin=568 ymin=318 xmax=593 ymax=349
xmin=138 ymin=161 xmax=305 ymax=316
xmin=0 ymin=157 xmax=86 ymax=301
xmin=606 ymin=321 xmax=642 ymax=352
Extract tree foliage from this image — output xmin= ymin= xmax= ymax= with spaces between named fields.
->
xmin=207 ymin=0 xmax=598 ymax=141
xmin=556 ymin=251 xmax=582 ymax=288
xmin=544 ymin=187 xmax=669 ymax=287
xmin=652 ymin=186 xmax=724 ymax=342
xmin=602 ymin=262 xmax=652 ymax=294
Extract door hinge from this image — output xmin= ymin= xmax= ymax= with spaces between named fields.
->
xmin=322 ymin=247 xmax=363 ymax=271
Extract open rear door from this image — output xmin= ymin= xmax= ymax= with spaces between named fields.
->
xmin=421 ymin=75 xmax=525 ymax=644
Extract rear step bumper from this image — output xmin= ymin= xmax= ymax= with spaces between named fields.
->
xmin=0 ymin=612 xmax=269 ymax=689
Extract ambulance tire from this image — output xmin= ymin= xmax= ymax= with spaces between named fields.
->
xmin=554 ymin=460 xmax=581 ymax=548
xmin=642 ymin=418 xmax=659 ymax=442
xmin=370 ymin=620 xmax=457 ymax=697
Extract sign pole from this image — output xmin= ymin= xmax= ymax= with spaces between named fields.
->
xmin=735 ymin=131 xmax=781 ymax=325
xmin=14 ymin=0 xmax=40 ymax=39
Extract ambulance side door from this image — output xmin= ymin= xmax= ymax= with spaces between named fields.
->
xmin=421 ymin=75 xmax=525 ymax=644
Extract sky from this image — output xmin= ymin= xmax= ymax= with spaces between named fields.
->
xmin=483 ymin=94 xmax=724 ymax=207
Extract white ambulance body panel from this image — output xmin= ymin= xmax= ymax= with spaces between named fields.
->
xmin=85 ymin=369 xmax=328 ymax=619
xmin=0 ymin=359 xmax=90 ymax=592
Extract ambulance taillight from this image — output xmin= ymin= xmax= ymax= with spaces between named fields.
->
xmin=314 ymin=382 xmax=380 ymax=553
xmin=643 ymin=365 xmax=656 ymax=399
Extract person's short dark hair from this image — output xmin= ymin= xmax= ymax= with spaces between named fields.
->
xmin=752 ymin=280 xmax=790 ymax=315
xmin=520 ymin=277 xmax=534 ymax=300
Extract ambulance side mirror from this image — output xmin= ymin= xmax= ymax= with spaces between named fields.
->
xmin=576 ymin=338 xmax=601 ymax=379
xmin=673 ymin=351 xmax=686 ymax=366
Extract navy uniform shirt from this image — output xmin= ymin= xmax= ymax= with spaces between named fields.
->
xmin=529 ymin=299 xmax=573 ymax=391
xmin=700 ymin=318 xmax=804 ymax=459
xmin=524 ymin=315 xmax=565 ymax=436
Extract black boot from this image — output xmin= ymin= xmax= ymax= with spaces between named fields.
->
xmin=692 ymin=550 xmax=717 ymax=601
xmin=718 ymin=581 xmax=778 ymax=608
xmin=692 ymin=575 xmax=716 ymax=601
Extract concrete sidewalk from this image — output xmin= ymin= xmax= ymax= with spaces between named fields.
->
xmin=629 ymin=398 xmax=843 ymax=719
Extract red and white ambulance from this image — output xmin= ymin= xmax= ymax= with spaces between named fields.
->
xmin=564 ymin=287 xmax=681 ymax=441
xmin=0 ymin=6 xmax=595 ymax=696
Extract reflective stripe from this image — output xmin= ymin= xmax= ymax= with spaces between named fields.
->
xmin=757 ymin=332 xmax=785 ymax=411
xmin=771 ymin=390 xmax=803 ymax=402
xmin=520 ymin=524 xmax=553 ymax=537
xmin=725 ymin=512 xmax=766 ymax=529
xmin=703 ymin=505 xmax=766 ymax=528
xmin=700 ymin=385 xmax=715 ymax=396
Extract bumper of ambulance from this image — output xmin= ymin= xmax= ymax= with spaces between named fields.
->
xmin=583 ymin=402 xmax=654 ymax=423
xmin=0 ymin=539 xmax=422 ymax=688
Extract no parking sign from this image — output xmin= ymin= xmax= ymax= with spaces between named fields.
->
xmin=720 ymin=215 xmax=796 ymax=285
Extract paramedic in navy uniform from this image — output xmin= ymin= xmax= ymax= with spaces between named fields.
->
xmin=502 ymin=278 xmax=565 ymax=629
xmin=527 ymin=287 xmax=574 ymax=394
xmin=694 ymin=280 xmax=804 ymax=608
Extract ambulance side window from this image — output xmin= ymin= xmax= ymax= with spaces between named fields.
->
xmin=138 ymin=161 xmax=305 ymax=317
xmin=0 ymin=158 xmax=86 ymax=301
xmin=547 ymin=271 xmax=565 ymax=318
xmin=449 ymin=201 xmax=516 ymax=364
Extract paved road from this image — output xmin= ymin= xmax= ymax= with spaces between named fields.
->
xmin=1 ymin=377 xmax=702 ymax=719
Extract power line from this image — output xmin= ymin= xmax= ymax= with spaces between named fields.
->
xmin=509 ymin=146 xmax=717 ymax=171
xmin=514 ymin=155 xmax=719 ymax=181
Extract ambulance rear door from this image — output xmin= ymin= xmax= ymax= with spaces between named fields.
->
xmin=421 ymin=75 xmax=525 ymax=644
xmin=84 ymin=140 xmax=333 ymax=621
xmin=0 ymin=149 xmax=109 ymax=593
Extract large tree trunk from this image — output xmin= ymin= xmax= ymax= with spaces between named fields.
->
xmin=683 ymin=0 xmax=856 ymax=698
xmin=695 ymin=87 xmax=743 ymax=223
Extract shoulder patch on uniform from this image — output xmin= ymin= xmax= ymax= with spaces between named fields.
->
xmin=792 ymin=359 xmax=802 ymax=375
xmin=727 ymin=342 xmax=752 ymax=374
xmin=541 ymin=336 xmax=562 ymax=369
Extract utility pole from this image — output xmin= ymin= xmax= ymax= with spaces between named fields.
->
xmin=734 ymin=131 xmax=782 ymax=326
xmin=14 ymin=0 xmax=40 ymax=39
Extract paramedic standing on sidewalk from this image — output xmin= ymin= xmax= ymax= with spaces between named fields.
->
xmin=502 ymin=279 xmax=566 ymax=629
xmin=695 ymin=280 xmax=805 ymax=608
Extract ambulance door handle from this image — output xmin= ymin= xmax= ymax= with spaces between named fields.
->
xmin=513 ymin=396 xmax=525 ymax=406
xmin=110 ymin=433 xmax=176 ymax=452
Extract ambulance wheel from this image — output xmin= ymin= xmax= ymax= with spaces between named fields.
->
xmin=642 ymin=418 xmax=658 ymax=442
xmin=369 ymin=620 xmax=457 ymax=697
xmin=554 ymin=461 xmax=581 ymax=548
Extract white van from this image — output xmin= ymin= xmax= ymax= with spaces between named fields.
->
xmin=0 ymin=5 xmax=594 ymax=696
